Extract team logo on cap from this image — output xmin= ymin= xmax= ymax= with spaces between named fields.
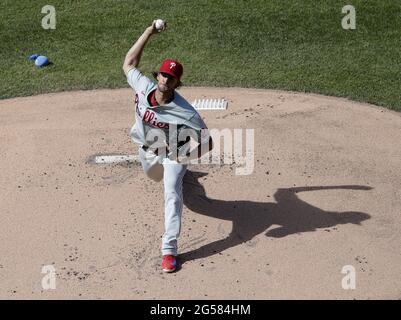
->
xmin=170 ymin=62 xmax=176 ymax=69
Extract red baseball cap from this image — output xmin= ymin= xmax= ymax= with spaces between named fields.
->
xmin=159 ymin=59 xmax=183 ymax=80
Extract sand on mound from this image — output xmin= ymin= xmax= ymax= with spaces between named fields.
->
xmin=0 ymin=87 xmax=400 ymax=299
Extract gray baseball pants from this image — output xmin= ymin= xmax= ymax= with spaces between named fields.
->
xmin=138 ymin=146 xmax=187 ymax=256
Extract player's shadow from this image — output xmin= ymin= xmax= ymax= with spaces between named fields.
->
xmin=179 ymin=170 xmax=371 ymax=264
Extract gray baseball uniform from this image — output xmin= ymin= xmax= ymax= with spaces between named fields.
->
xmin=127 ymin=67 xmax=207 ymax=256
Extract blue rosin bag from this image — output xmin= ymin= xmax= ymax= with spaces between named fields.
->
xmin=35 ymin=55 xmax=50 ymax=67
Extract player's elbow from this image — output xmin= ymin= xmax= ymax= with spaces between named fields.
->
xmin=122 ymin=63 xmax=129 ymax=76
xmin=123 ymin=57 xmax=138 ymax=76
xmin=123 ymin=61 xmax=133 ymax=76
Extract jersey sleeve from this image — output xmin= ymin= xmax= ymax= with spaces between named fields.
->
xmin=183 ymin=112 xmax=207 ymax=130
xmin=126 ymin=67 xmax=153 ymax=93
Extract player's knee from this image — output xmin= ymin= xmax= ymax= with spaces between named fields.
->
xmin=164 ymin=185 xmax=182 ymax=199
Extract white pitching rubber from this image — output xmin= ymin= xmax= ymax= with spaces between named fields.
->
xmin=192 ymin=98 xmax=228 ymax=110
xmin=94 ymin=155 xmax=139 ymax=164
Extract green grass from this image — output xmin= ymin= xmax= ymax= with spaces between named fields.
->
xmin=1 ymin=0 xmax=400 ymax=111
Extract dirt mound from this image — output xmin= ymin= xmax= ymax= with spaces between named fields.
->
xmin=1 ymin=87 xmax=400 ymax=299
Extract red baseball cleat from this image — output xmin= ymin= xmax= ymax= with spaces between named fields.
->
xmin=162 ymin=255 xmax=177 ymax=273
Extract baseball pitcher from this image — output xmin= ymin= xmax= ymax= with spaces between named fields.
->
xmin=123 ymin=20 xmax=213 ymax=272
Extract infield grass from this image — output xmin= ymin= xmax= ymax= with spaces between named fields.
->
xmin=1 ymin=0 xmax=400 ymax=111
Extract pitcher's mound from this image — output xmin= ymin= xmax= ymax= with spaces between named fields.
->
xmin=0 ymin=87 xmax=400 ymax=299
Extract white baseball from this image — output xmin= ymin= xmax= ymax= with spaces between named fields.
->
xmin=155 ymin=19 xmax=165 ymax=31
